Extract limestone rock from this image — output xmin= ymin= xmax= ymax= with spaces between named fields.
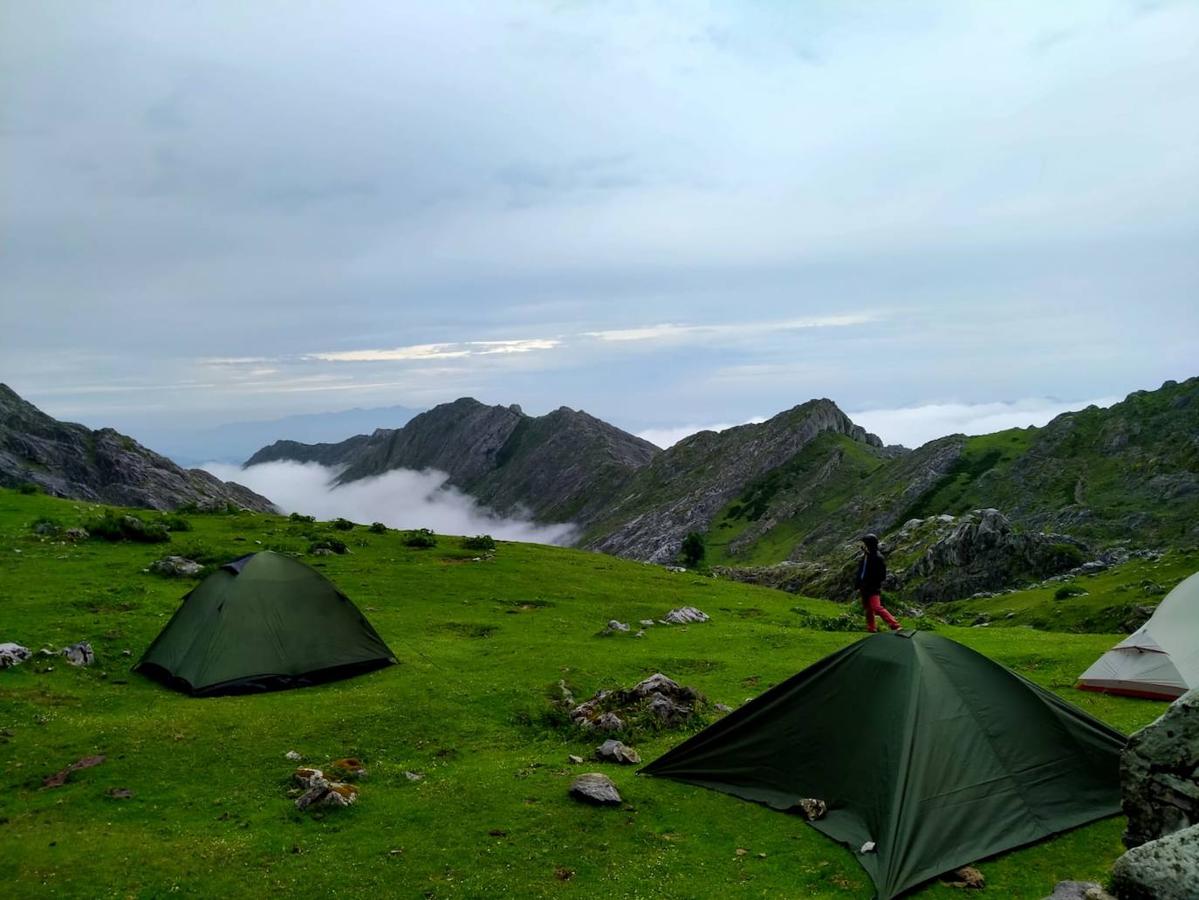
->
xmin=601 ymin=619 xmax=630 ymax=634
xmin=632 ymin=673 xmax=683 ymax=697
xmin=1121 ymin=689 xmax=1199 ymax=847
xmin=0 ymin=642 xmax=31 ymax=668
xmin=1043 ymin=881 xmax=1114 ymax=900
xmin=595 ymin=739 xmax=640 ymax=765
xmin=63 ymin=527 xmax=89 ymax=541
xmin=150 ymin=556 xmax=204 ymax=577
xmin=569 ymin=773 xmax=622 ymax=806
xmin=662 ymin=606 xmax=709 ymax=625
xmin=595 ymin=712 xmax=625 ymax=732
xmin=1111 ymin=823 xmax=1199 ymax=900
xmin=648 ymin=693 xmax=692 ymax=726
xmin=293 ymin=767 xmax=359 ymax=810
xmin=61 ymin=641 xmax=95 ymax=666
xmin=284 ymin=750 xmax=303 ymax=761
xmin=793 ymin=798 xmax=826 ymax=821
xmin=941 ymin=865 xmax=985 ymax=889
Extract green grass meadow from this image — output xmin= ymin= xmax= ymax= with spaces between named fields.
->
xmin=0 ymin=490 xmax=1172 ymax=898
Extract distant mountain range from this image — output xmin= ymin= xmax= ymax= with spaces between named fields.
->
xmin=140 ymin=404 xmax=422 ymax=466
xmin=4 ymin=374 xmax=1194 ymax=606
xmin=0 ymin=384 xmax=274 ymax=512
xmin=244 ymin=376 xmax=1199 ymax=600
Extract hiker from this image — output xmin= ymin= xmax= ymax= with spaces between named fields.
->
xmin=855 ymin=533 xmax=900 ymax=633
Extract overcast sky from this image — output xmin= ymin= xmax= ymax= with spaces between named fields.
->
xmin=2 ymin=1 xmax=1196 ymax=450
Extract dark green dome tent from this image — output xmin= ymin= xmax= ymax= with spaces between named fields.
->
xmin=641 ymin=630 xmax=1125 ymax=900
xmin=136 ymin=551 xmax=396 ymax=696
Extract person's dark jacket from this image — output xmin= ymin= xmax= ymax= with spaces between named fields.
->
xmin=855 ymin=551 xmax=887 ymax=597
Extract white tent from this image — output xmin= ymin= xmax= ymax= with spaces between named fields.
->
xmin=1078 ymin=571 xmax=1199 ymax=700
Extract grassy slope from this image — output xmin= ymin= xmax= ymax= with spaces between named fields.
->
xmin=707 ymin=434 xmax=885 ymax=567
xmin=0 ymin=490 xmax=1170 ymax=899
xmin=935 ymin=548 xmax=1199 ymax=632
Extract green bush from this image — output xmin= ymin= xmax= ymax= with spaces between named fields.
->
xmin=289 ymin=512 xmax=316 ymax=524
xmin=30 ymin=517 xmax=61 ymax=537
xmin=86 ymin=512 xmax=170 ymax=544
xmin=17 ymin=482 xmax=41 ymax=495
xmin=307 ymin=538 xmax=348 ymax=555
xmin=331 ymin=517 xmax=355 ymax=531
xmin=1054 ymin=585 xmax=1087 ymax=600
xmin=368 ymin=522 xmax=388 ymax=534
xmin=156 ymin=514 xmax=193 ymax=532
xmin=1048 ymin=542 xmax=1086 ymax=569
xmin=680 ymin=532 xmax=706 ymax=568
xmin=403 ymin=528 xmax=438 ymax=549
xmin=461 ymin=534 xmax=496 ymax=551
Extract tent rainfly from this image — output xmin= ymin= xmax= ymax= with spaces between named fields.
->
xmin=1078 ymin=570 xmax=1199 ymax=700
xmin=641 ymin=630 xmax=1125 ymax=900
xmin=136 ymin=551 xmax=396 ymax=696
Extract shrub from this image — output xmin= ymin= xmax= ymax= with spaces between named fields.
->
xmin=30 ymin=517 xmax=62 ymax=537
xmin=1047 ymin=542 xmax=1086 ymax=569
xmin=1054 ymin=585 xmax=1087 ymax=600
xmin=307 ymin=538 xmax=348 ymax=555
xmin=17 ymin=482 xmax=40 ymax=495
xmin=791 ymin=610 xmax=862 ymax=632
xmin=403 ymin=528 xmax=438 ymax=549
xmin=331 ymin=517 xmax=355 ymax=531
xmin=86 ymin=512 xmax=170 ymax=543
xmin=156 ymin=514 xmax=193 ymax=532
xmin=680 ymin=532 xmax=706 ymax=568
xmin=289 ymin=512 xmax=316 ymax=524
xmin=461 ymin=534 xmax=496 ymax=551
xmin=368 ymin=522 xmax=388 ymax=534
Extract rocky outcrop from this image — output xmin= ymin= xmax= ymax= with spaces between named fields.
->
xmin=1110 ymin=823 xmax=1199 ymax=900
xmin=896 ymin=509 xmax=1087 ymax=603
xmin=0 ymin=384 xmax=274 ymax=512
xmin=1121 ymin=689 xmax=1199 ymax=848
xmin=715 ymin=509 xmax=1087 ymax=604
xmin=245 ymin=431 xmax=388 ymax=468
xmin=0 ymin=643 xmax=31 ymax=668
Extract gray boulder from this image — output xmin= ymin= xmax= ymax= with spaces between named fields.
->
xmin=662 ymin=606 xmax=709 ymax=624
xmin=595 ymin=712 xmax=625 ymax=732
xmin=0 ymin=643 xmax=31 ymax=668
xmin=1043 ymin=881 xmax=1113 ymax=900
xmin=569 ymin=773 xmax=622 ymax=806
xmin=632 ymin=673 xmax=683 ymax=697
xmin=595 ymin=740 xmax=640 ymax=765
xmin=1121 ymin=689 xmax=1199 ymax=847
xmin=602 ymin=619 xmax=630 ymax=634
xmin=61 ymin=641 xmax=95 ymax=667
xmin=1110 ymin=823 xmax=1199 ymax=900
xmin=63 ymin=527 xmax=89 ymax=541
xmin=150 ymin=556 xmax=204 ymax=577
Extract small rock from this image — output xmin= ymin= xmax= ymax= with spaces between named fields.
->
xmin=595 ymin=739 xmax=641 ymax=765
xmin=860 ymin=841 xmax=876 ymax=854
xmin=942 ymin=866 xmax=985 ymax=889
xmin=568 ymin=755 xmax=583 ymax=764
xmin=715 ymin=703 xmax=733 ymax=713
xmin=488 ymin=829 xmax=508 ymax=837
xmin=756 ymin=852 xmax=767 ymax=859
xmin=735 ymin=848 xmax=748 ymax=857
xmin=106 ymin=788 xmax=134 ymax=800
xmin=1044 ymin=881 xmax=1113 ymax=900
xmin=61 ymin=641 xmax=95 ymax=667
xmin=569 ymin=773 xmax=622 ymax=806
xmin=120 ymin=649 xmax=132 ymax=657
xmin=284 ymin=751 xmax=303 ymax=761
xmin=63 ymin=527 xmax=89 ymax=541
xmin=0 ymin=643 xmax=32 ymax=668
xmin=312 ymin=548 xmax=335 ymax=556
xmin=403 ymin=771 xmax=424 ymax=782
xmin=601 ymin=619 xmax=630 ymax=635
xmin=294 ymin=767 xmax=325 ymax=788
xmin=595 ymin=712 xmax=625 ymax=732
xmin=149 ymin=556 xmax=204 ymax=577
xmin=554 ymin=867 xmax=575 ymax=881
xmin=794 ymin=798 xmax=826 ymax=821
xmin=631 ymin=673 xmax=683 ymax=697
xmin=662 ymin=606 xmax=709 ymax=625
xmin=639 ymin=620 xmax=655 ymax=627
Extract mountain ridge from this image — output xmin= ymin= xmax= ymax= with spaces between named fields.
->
xmin=0 ymin=384 xmax=276 ymax=512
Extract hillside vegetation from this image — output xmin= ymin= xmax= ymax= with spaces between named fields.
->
xmin=0 ymin=489 xmax=1172 ymax=898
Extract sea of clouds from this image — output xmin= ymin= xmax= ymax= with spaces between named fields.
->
xmin=202 ymin=461 xmax=576 ymax=545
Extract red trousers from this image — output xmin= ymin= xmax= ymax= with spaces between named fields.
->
xmin=862 ymin=594 xmax=900 ymax=633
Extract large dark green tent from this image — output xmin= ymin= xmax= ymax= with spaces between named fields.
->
xmin=136 ymin=551 xmax=396 ymax=696
xmin=641 ymin=630 xmax=1125 ymax=899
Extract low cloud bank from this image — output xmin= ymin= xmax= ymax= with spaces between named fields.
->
xmin=203 ymin=461 xmax=576 ymax=545
xmin=850 ymin=396 xmax=1122 ymax=449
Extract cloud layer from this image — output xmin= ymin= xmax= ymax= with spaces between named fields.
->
xmin=204 ymin=462 xmax=576 ymax=545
